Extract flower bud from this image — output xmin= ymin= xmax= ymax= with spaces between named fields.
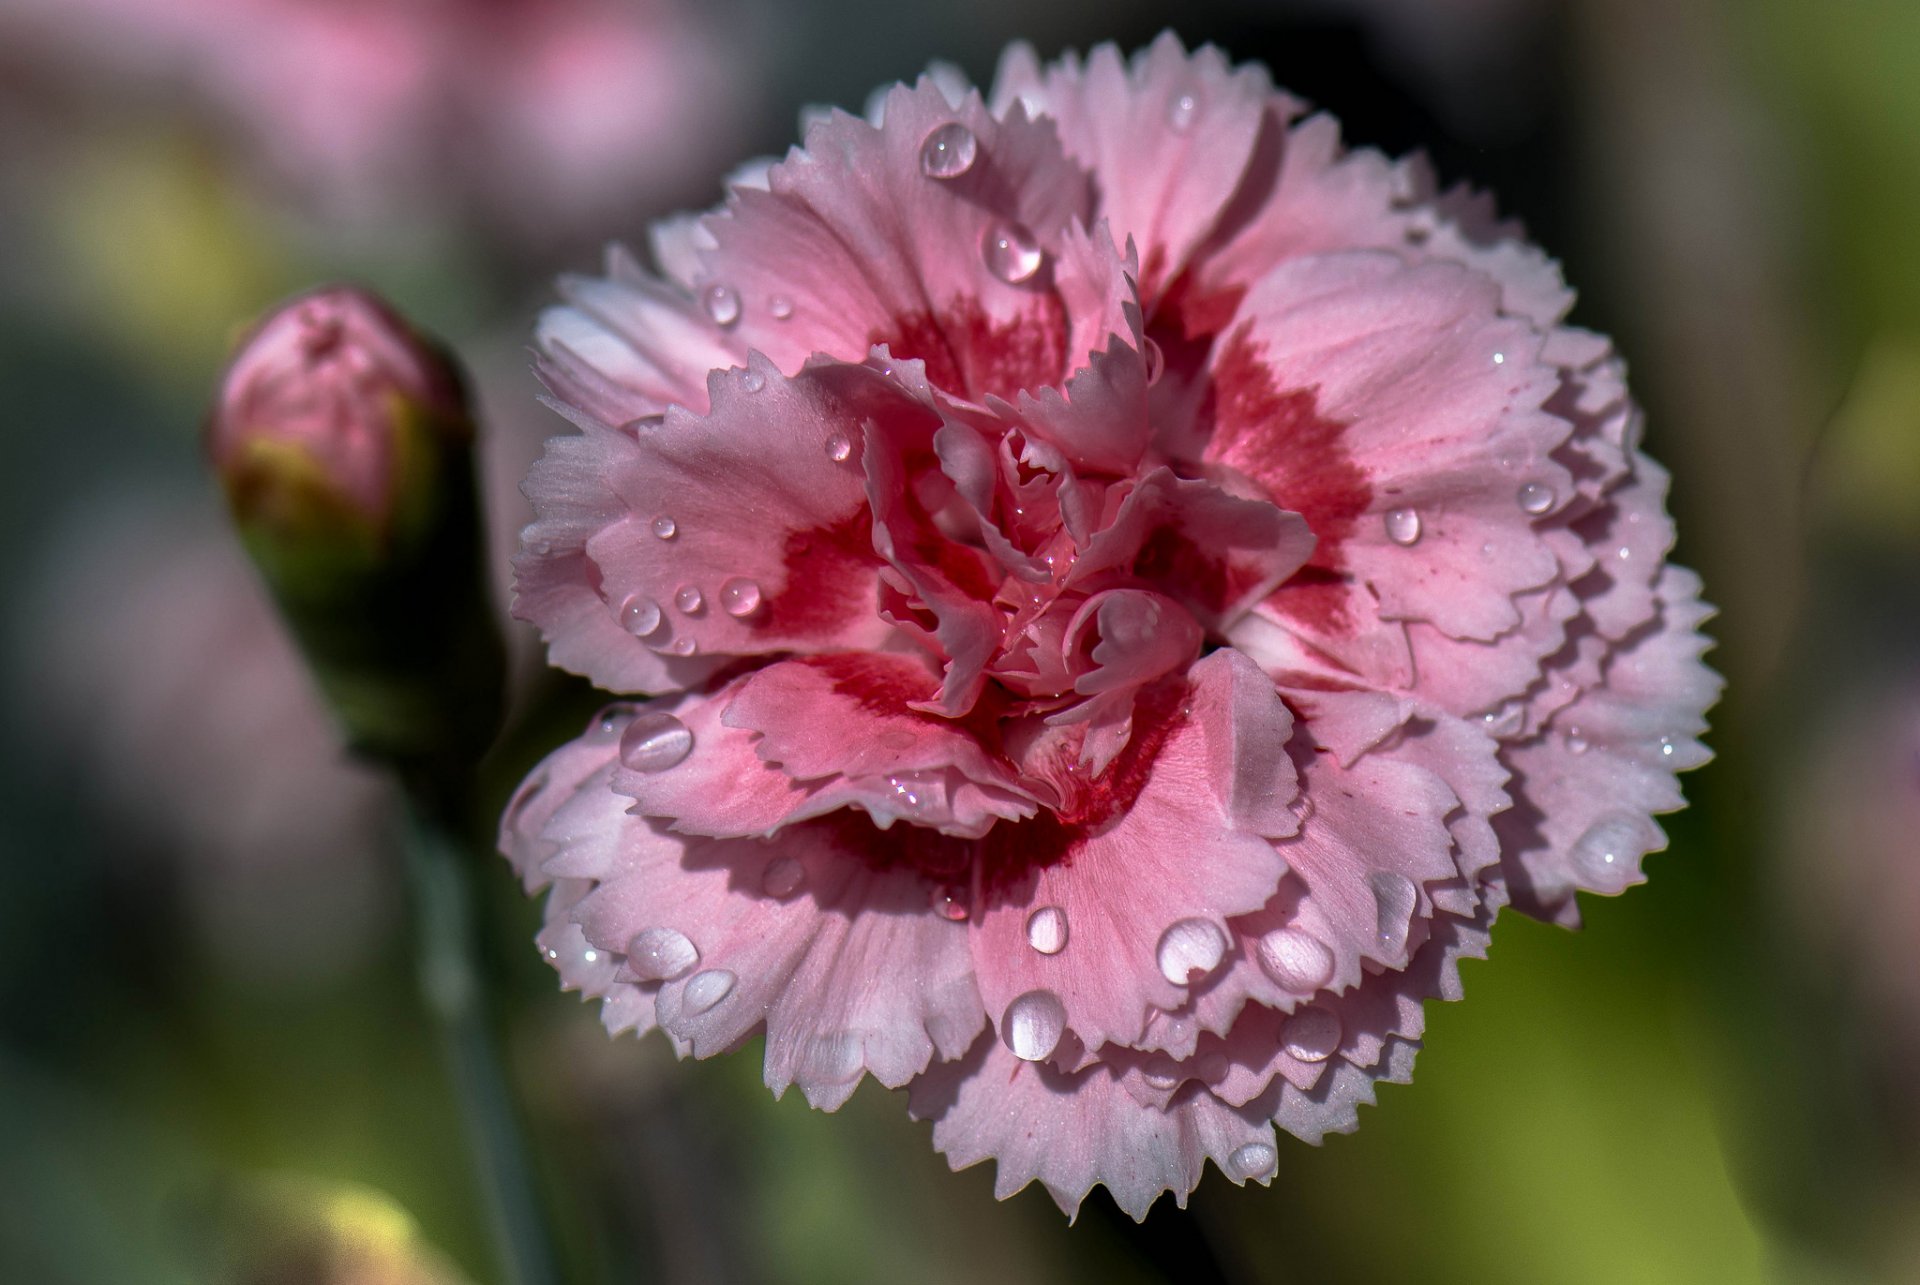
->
xmin=210 ymin=286 xmax=503 ymax=773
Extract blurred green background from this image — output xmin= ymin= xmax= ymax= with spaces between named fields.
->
xmin=2 ymin=0 xmax=1917 ymax=1281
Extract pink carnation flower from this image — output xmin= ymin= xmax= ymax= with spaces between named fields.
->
xmin=501 ymin=36 xmax=1720 ymax=1216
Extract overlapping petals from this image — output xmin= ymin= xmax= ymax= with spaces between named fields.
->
xmin=503 ymin=33 xmax=1719 ymax=1218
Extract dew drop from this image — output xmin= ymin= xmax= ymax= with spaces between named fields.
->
xmin=768 ymin=294 xmax=794 ymax=320
xmin=1281 ymin=1005 xmax=1342 ymax=1062
xmin=626 ymin=927 xmax=698 ymax=981
xmin=1156 ymin=918 xmax=1227 ymax=985
xmin=1002 ymin=990 xmax=1066 ymax=1062
xmin=825 ymin=432 xmax=853 ymax=462
xmin=1565 ymin=727 xmax=1590 ymax=755
xmin=1025 ymin=905 xmax=1068 ymax=955
xmin=619 ymin=594 xmax=662 ymax=637
xmin=1256 ymin=927 xmax=1334 ymax=993
xmin=668 ymin=637 xmax=699 ymax=657
xmin=1384 ymin=507 xmax=1422 ymax=546
xmin=720 ymin=577 xmax=763 ymax=618
xmin=1659 ymin=736 xmax=1675 ymax=758
xmin=1166 ymin=91 xmax=1198 ymax=131
xmin=762 ymin=856 xmax=806 ymax=899
xmin=1492 ymin=351 xmax=1507 ymax=365
xmin=529 ymin=538 xmax=554 ymax=555
xmin=1229 ymin=1142 xmax=1278 ymax=1181
xmin=1517 ymin=481 xmax=1556 ymax=515
xmin=918 ymin=121 xmax=979 ymax=179
xmin=739 ymin=367 xmax=765 ymax=393
xmin=982 ymin=221 xmax=1043 ymax=284
xmin=1143 ymin=336 xmax=1165 ymax=385
xmin=932 ymin=885 xmax=969 ymax=921
xmin=586 ymin=704 xmax=635 ymax=743
xmin=702 ymin=282 xmax=741 ymax=327
xmin=682 ymin=968 xmax=736 ymax=1015
xmin=618 ymin=711 xmax=693 ymax=772
xmin=674 ymin=585 xmax=705 ymax=615
xmin=1143 ymin=1056 xmax=1182 ymax=1090
xmin=619 ymin=413 xmax=665 ymax=435
xmin=1568 ymin=812 xmax=1648 ymax=885
xmin=1370 ymin=871 xmax=1417 ymax=958
xmin=651 ymin=514 xmax=678 ymax=541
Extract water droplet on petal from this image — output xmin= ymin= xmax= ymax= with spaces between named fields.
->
xmin=651 ymin=514 xmax=678 ymax=540
xmin=1229 ymin=1142 xmax=1277 ymax=1181
xmin=1143 ymin=336 xmax=1165 ymax=385
xmin=918 ymin=121 xmax=979 ymax=179
xmin=1659 ymin=736 xmax=1675 ymax=758
xmin=982 ymin=221 xmax=1043 ymax=284
xmin=932 ymin=885 xmax=969 ymax=921
xmin=1517 ymin=481 xmax=1556 ymax=515
xmin=720 ymin=577 xmax=763 ymax=618
xmin=619 ymin=594 xmax=662 ymax=637
xmin=768 ymin=294 xmax=794 ymax=320
xmin=1492 ymin=351 xmax=1507 ymax=365
xmin=702 ymin=283 xmax=741 ymax=327
xmin=1143 ymin=1055 xmax=1182 ymax=1090
xmin=1256 ymin=927 xmax=1334 ymax=993
xmin=1156 ymin=918 xmax=1227 ymax=985
xmin=1025 ymin=905 xmax=1068 ymax=954
xmin=586 ymin=704 xmax=635 ymax=742
xmin=618 ymin=711 xmax=693 ymax=772
xmin=1565 ymin=727 xmax=1590 ymax=755
xmin=1370 ymin=871 xmax=1417 ymax=958
xmin=682 ymin=968 xmax=735 ymax=1015
xmin=1281 ymin=1005 xmax=1342 ymax=1062
xmin=1167 ymin=91 xmax=1198 ymax=130
xmin=619 ymin=413 xmax=666 ymax=435
xmin=762 ymin=856 xmax=806 ymax=899
xmin=674 ymin=585 xmax=704 ymax=615
xmin=1384 ymin=507 xmax=1422 ymax=545
xmin=626 ymin=927 xmax=698 ymax=981
xmin=1568 ymin=812 xmax=1649 ymax=886
xmin=825 ymin=433 xmax=853 ymax=462
xmin=529 ymin=538 xmax=554 ymax=555
xmin=1002 ymin=990 xmax=1066 ymax=1061
xmin=739 ymin=367 xmax=765 ymax=393
xmin=668 ymin=637 xmax=698 ymax=657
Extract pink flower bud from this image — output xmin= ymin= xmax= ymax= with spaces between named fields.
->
xmin=211 ymin=285 xmax=468 ymax=538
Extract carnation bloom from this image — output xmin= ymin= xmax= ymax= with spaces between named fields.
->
xmin=501 ymin=36 xmax=1719 ymax=1217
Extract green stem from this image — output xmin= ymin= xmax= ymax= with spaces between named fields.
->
xmin=403 ymin=801 xmax=557 ymax=1285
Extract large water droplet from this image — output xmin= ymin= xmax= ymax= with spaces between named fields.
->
xmin=1229 ymin=1142 xmax=1277 ymax=1181
xmin=651 ymin=514 xmax=678 ymax=540
xmin=1256 ymin=927 xmax=1334 ymax=993
xmin=619 ymin=594 xmax=662 ymax=637
xmin=626 ymin=927 xmax=698 ymax=981
xmin=1026 ymin=905 xmax=1068 ymax=955
xmin=668 ymin=637 xmax=699 ymax=657
xmin=1156 ymin=918 xmax=1227 ymax=985
xmin=1384 ymin=507 xmax=1422 ymax=546
xmin=1568 ymin=812 xmax=1648 ymax=885
xmin=931 ymin=885 xmax=969 ymax=921
xmin=674 ymin=585 xmax=705 ymax=615
xmin=762 ymin=856 xmax=806 ymax=899
xmin=982 ymin=221 xmax=1043 ymax=284
xmin=702 ymin=283 xmax=741 ymax=327
xmin=918 ymin=121 xmax=979 ymax=179
xmin=619 ymin=711 xmax=693 ymax=772
xmin=682 ymin=968 xmax=735 ymax=1015
xmin=1517 ymin=481 xmax=1556 ymax=515
xmin=720 ymin=577 xmax=763 ymax=618
xmin=1370 ymin=871 xmax=1417 ymax=958
xmin=1281 ymin=1005 xmax=1342 ymax=1062
xmin=1142 ymin=1055 xmax=1182 ymax=1090
xmin=825 ymin=433 xmax=853 ymax=462
xmin=1002 ymin=990 xmax=1066 ymax=1061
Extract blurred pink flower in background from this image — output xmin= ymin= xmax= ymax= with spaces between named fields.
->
xmin=20 ymin=499 xmax=395 ymax=984
xmin=0 ymin=0 xmax=757 ymax=235
xmin=501 ymin=35 xmax=1719 ymax=1216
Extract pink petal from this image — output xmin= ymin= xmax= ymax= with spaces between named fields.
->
xmin=968 ymin=651 xmax=1295 ymax=1053
xmin=907 ymin=1033 xmax=1282 ymax=1220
